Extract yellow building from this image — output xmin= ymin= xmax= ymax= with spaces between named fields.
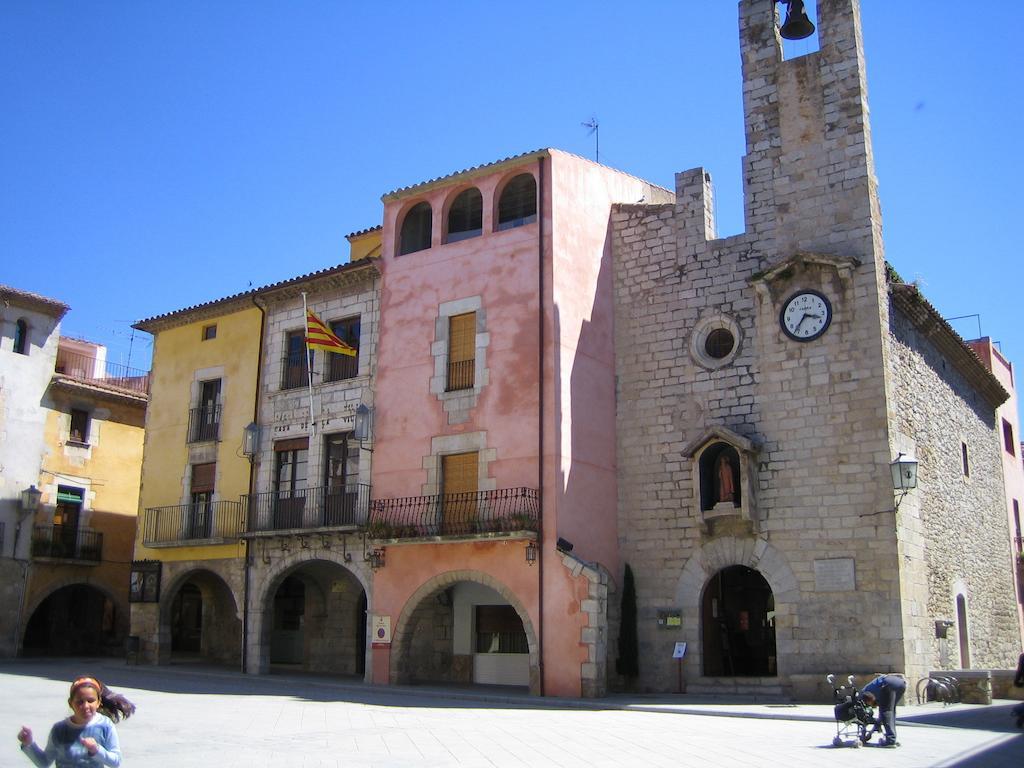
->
xmin=131 ymin=227 xmax=381 ymax=667
xmin=131 ymin=294 xmax=262 ymax=665
xmin=21 ymin=336 xmax=148 ymax=656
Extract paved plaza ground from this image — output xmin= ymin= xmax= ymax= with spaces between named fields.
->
xmin=1 ymin=659 xmax=1021 ymax=767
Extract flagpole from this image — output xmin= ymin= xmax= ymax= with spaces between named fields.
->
xmin=301 ymin=292 xmax=316 ymax=437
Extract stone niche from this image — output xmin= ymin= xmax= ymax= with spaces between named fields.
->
xmin=683 ymin=426 xmax=759 ymax=533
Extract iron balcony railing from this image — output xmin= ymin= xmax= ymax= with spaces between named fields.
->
xmin=245 ymin=484 xmax=371 ymax=533
xmin=54 ymin=349 xmax=150 ymax=395
xmin=446 ymin=359 xmax=474 ymax=391
xmin=142 ymin=501 xmax=245 ymax=545
xmin=281 ymin=356 xmax=308 ymax=390
xmin=187 ymin=404 xmax=222 ymax=443
xmin=368 ymin=487 xmax=539 ymax=538
xmin=31 ymin=525 xmax=102 ymax=562
xmin=326 ymin=353 xmax=359 ymax=383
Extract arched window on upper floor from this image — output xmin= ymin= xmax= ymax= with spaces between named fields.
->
xmin=446 ymin=188 xmax=483 ymax=243
xmin=14 ymin=319 xmax=29 ymax=355
xmin=496 ymin=173 xmax=537 ymax=231
xmin=398 ymin=201 xmax=433 ymax=255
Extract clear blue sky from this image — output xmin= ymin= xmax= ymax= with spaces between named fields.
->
xmin=2 ymin=1 xmax=1021 ymax=372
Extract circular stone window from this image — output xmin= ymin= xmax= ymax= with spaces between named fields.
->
xmin=691 ymin=314 xmax=742 ymax=369
xmin=704 ymin=328 xmax=735 ymax=360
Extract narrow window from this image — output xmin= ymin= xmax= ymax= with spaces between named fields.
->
xmin=446 ymin=188 xmax=483 ymax=243
xmin=69 ymin=409 xmax=90 ymax=445
xmin=961 ymin=442 xmax=970 ymax=477
xmin=189 ymin=379 xmax=221 ymax=442
xmin=188 ymin=462 xmax=215 ymax=538
xmin=14 ymin=319 xmax=28 ymax=355
xmin=399 ymin=201 xmax=432 ymax=255
xmin=441 ymin=451 xmax=478 ymax=534
xmin=326 ymin=317 xmax=360 ymax=382
xmin=497 ymin=174 xmax=537 ymax=231
xmin=1003 ymin=419 xmax=1016 ymax=456
xmin=202 ymin=324 xmax=217 ymax=341
xmin=446 ymin=312 xmax=475 ymax=391
xmin=273 ymin=439 xmax=309 ymax=530
xmin=282 ymin=330 xmax=309 ymax=390
xmin=324 ymin=432 xmax=359 ymax=525
xmin=52 ymin=486 xmax=84 ymax=558
xmin=1013 ymin=500 xmax=1021 ymax=553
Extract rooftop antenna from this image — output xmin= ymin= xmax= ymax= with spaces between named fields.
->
xmin=582 ymin=117 xmax=599 ymax=163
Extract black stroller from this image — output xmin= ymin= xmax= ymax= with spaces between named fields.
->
xmin=828 ymin=674 xmax=877 ymax=747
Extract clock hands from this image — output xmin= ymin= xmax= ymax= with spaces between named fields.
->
xmin=794 ymin=312 xmax=823 ymax=332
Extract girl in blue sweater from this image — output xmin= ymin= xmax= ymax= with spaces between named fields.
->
xmin=17 ymin=676 xmax=135 ymax=767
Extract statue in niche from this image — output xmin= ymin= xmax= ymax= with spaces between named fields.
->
xmin=716 ymin=452 xmax=736 ymax=504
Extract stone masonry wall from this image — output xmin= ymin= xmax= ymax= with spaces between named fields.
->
xmin=610 ymin=0 xmax=905 ymax=693
xmin=888 ymin=306 xmax=1020 ymax=675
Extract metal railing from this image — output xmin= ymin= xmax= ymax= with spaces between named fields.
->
xmin=281 ymin=357 xmax=308 ymax=390
xmin=187 ymin=405 xmax=222 ymax=443
xmin=31 ymin=525 xmax=103 ymax=562
xmin=446 ymin=359 xmax=474 ymax=391
xmin=326 ymin=353 xmax=359 ymax=383
xmin=245 ymin=484 xmax=371 ymax=532
xmin=368 ymin=487 xmax=539 ymax=538
xmin=142 ymin=501 xmax=245 ymax=545
xmin=54 ymin=349 xmax=150 ymax=395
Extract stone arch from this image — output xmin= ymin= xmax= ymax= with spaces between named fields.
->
xmin=389 ymin=569 xmax=539 ymax=693
xmin=157 ymin=566 xmax=241 ymax=665
xmin=675 ymin=537 xmax=799 ymax=678
xmin=22 ymin=579 xmax=125 ymax=656
xmin=248 ymin=548 xmax=370 ymax=676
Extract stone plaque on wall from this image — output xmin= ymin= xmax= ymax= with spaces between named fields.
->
xmin=813 ymin=558 xmax=856 ymax=592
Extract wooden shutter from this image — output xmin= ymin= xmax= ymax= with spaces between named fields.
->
xmin=442 ymin=452 xmax=478 ymax=532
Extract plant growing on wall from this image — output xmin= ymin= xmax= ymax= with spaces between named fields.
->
xmin=616 ymin=563 xmax=639 ymax=680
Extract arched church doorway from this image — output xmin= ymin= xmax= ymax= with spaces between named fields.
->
xmin=701 ymin=565 xmax=776 ymax=677
xmin=23 ymin=584 xmax=119 ymax=656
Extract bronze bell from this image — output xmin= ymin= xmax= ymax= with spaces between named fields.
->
xmin=780 ymin=0 xmax=815 ymax=40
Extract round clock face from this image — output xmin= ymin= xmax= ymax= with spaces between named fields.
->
xmin=780 ymin=290 xmax=832 ymax=341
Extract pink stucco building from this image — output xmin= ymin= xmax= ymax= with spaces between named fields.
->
xmin=366 ymin=150 xmax=672 ymax=695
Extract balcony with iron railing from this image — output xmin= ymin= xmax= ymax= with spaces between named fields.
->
xmin=31 ymin=525 xmax=102 ymax=563
xmin=54 ymin=349 xmax=150 ymax=395
xmin=142 ymin=501 xmax=246 ymax=546
xmin=187 ymin=405 xmax=222 ymax=443
xmin=446 ymin=359 xmax=475 ymax=392
xmin=245 ymin=484 xmax=372 ymax=533
xmin=367 ymin=487 xmax=539 ymax=539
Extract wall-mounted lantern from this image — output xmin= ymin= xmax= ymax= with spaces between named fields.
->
xmin=20 ymin=484 xmax=42 ymax=513
xmin=890 ymin=453 xmax=918 ymax=510
xmin=525 ymin=540 xmax=538 ymax=565
xmin=365 ymin=547 xmax=385 ymax=570
xmin=354 ymin=404 xmax=374 ymax=451
xmin=242 ymin=422 xmax=260 ymax=460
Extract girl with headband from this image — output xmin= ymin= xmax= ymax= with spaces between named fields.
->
xmin=17 ymin=676 xmax=135 ymax=767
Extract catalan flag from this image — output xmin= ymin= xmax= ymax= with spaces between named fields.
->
xmin=306 ymin=310 xmax=357 ymax=356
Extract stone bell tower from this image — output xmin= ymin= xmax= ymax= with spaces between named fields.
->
xmin=612 ymin=0 xmax=913 ymax=694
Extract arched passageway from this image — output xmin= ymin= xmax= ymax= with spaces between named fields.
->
xmin=162 ymin=569 xmax=240 ymax=666
xmin=701 ymin=565 xmax=776 ymax=677
xmin=23 ymin=584 xmax=121 ymax=656
xmin=263 ymin=560 xmax=366 ymax=676
xmin=393 ymin=578 xmax=534 ymax=689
